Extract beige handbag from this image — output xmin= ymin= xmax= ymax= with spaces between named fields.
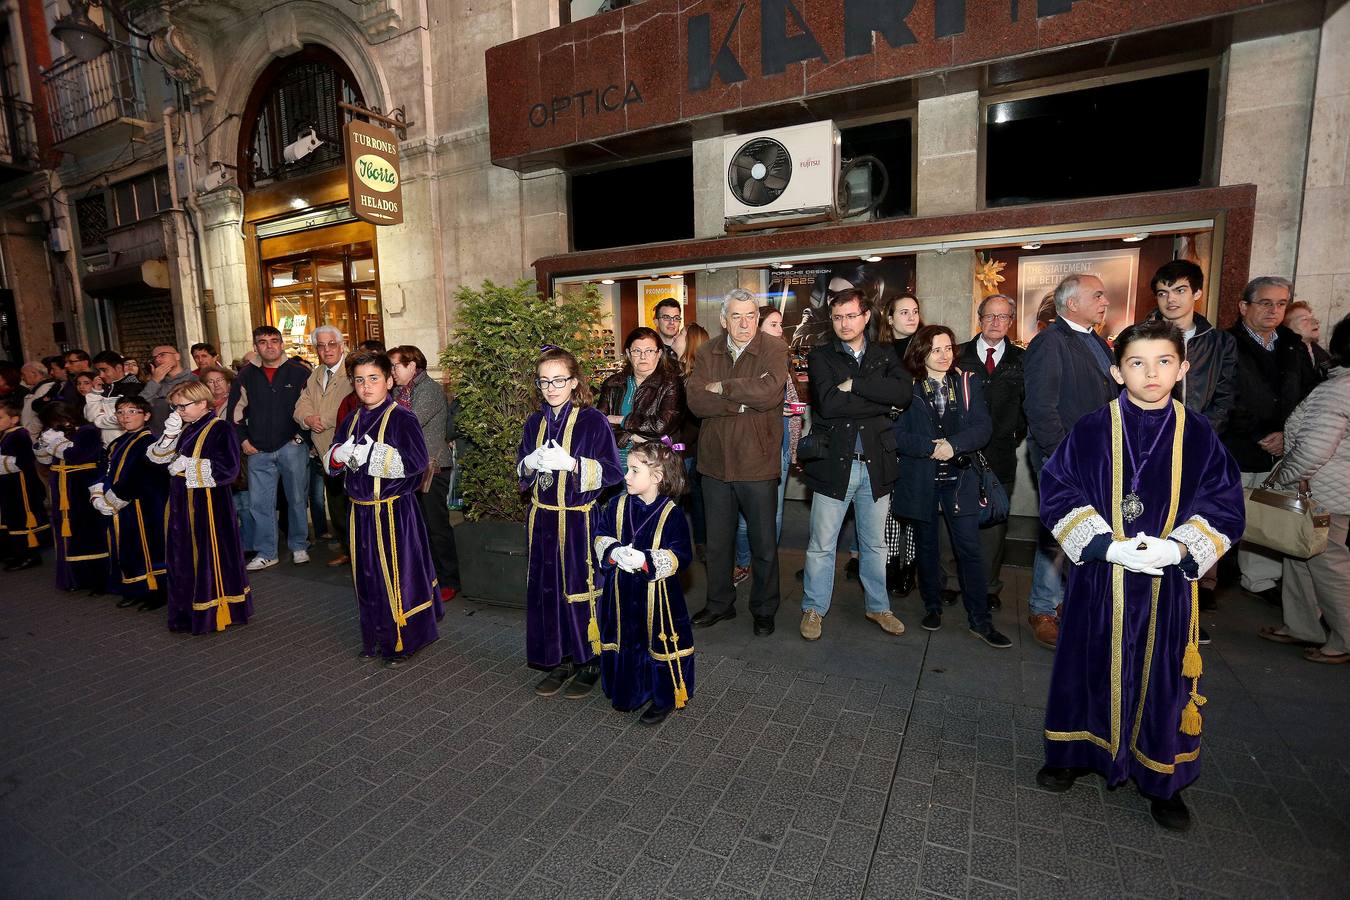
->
xmin=1243 ymin=452 xmax=1331 ymax=558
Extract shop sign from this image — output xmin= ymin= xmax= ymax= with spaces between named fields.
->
xmin=344 ymin=119 xmax=403 ymax=226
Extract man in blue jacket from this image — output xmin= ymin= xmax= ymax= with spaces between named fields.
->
xmin=1022 ymin=274 xmax=1117 ymax=648
xmin=227 ymin=325 xmax=314 ymax=570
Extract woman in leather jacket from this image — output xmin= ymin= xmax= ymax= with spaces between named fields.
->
xmin=597 ymin=327 xmax=686 ymax=470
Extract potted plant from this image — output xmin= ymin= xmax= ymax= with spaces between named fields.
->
xmin=440 ymin=278 xmax=607 ymax=607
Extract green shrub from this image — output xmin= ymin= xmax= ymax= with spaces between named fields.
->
xmin=440 ymin=278 xmax=608 ymax=521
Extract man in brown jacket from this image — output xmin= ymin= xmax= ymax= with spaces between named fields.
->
xmin=293 ymin=326 xmax=352 ymax=567
xmin=688 ymin=288 xmax=789 ymax=635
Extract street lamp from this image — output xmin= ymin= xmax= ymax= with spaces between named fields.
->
xmin=51 ymin=1 xmax=112 ymax=62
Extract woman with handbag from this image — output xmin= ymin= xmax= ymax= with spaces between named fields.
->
xmin=1264 ymin=314 xmax=1350 ymax=664
xmin=891 ymin=325 xmax=1011 ymax=647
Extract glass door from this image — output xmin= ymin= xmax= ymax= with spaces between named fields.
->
xmin=262 ymin=240 xmax=379 ymax=364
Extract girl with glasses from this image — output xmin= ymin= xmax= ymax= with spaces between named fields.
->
xmin=148 ymin=381 xmax=252 ymax=634
xmin=517 ymin=347 xmax=623 ymax=699
xmin=597 ymin=327 xmax=685 ymax=472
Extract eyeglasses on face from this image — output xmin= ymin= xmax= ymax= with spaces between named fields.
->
xmin=830 ymin=312 xmax=865 ymax=324
xmin=1244 ymin=299 xmax=1289 ymax=310
xmin=980 ymin=313 xmax=1013 ymax=323
xmin=536 ymin=376 xmax=575 ymax=389
xmin=656 ymin=314 xmax=682 ymax=323
xmin=628 ymin=348 xmax=661 ymax=359
xmin=171 ymin=401 xmax=204 ymax=411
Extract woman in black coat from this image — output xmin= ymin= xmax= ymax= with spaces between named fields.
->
xmin=891 ymin=325 xmax=1010 ymax=648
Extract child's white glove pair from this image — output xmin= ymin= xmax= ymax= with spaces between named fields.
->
xmin=1105 ymin=532 xmax=1182 ymax=576
xmin=332 ymin=434 xmax=374 ymax=468
xmin=522 ymin=440 xmax=576 ymax=473
xmin=610 ymin=545 xmax=646 ymax=573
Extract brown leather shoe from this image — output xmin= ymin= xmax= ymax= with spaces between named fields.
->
xmin=1028 ymin=614 xmax=1059 ymax=649
xmin=327 ymin=554 xmax=351 ymax=568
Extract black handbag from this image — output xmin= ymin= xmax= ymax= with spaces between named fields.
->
xmin=975 ymin=452 xmax=1010 ymax=528
xmin=795 ymin=427 xmax=828 ymax=462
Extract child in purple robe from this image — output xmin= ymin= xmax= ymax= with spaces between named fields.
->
xmin=36 ymin=402 xmax=110 ymax=594
xmin=0 ymin=398 xmax=50 ymax=570
xmin=594 ymin=441 xmax=694 ymax=725
xmin=518 ymin=347 xmax=623 ymax=699
xmin=148 ymin=381 xmax=252 ymax=634
xmin=91 ymin=395 xmax=170 ymax=610
xmin=1036 ymin=320 xmax=1245 ymax=831
xmin=327 ymin=351 xmax=442 ymax=667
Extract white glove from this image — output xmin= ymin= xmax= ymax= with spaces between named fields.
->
xmin=539 ymin=441 xmax=577 ymax=472
xmin=331 ymin=434 xmax=357 ymax=467
xmin=40 ymin=428 xmax=64 ymax=451
xmin=1105 ymin=533 xmax=1163 ymax=576
xmin=103 ymin=489 xmax=128 ymax=512
xmin=349 ymin=435 xmax=374 ymax=468
xmin=612 ymin=545 xmax=646 ymax=573
xmin=168 ymin=455 xmax=190 ymax=476
xmin=1137 ymin=536 xmax=1183 ymax=570
xmin=88 ymin=483 xmax=105 ymax=498
xmin=92 ymin=495 xmax=115 ymax=516
xmin=161 ymin=411 xmax=183 ymax=439
xmin=520 ymin=446 xmax=547 ymax=473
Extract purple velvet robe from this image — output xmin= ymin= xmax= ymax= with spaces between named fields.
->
xmin=48 ymin=424 xmax=110 ymax=592
xmin=594 ymin=493 xmax=695 ymax=712
xmin=100 ymin=428 xmax=169 ymax=597
xmin=517 ymin=404 xmax=623 ymax=670
xmin=331 ymin=399 xmax=442 ymax=659
xmin=1040 ymin=397 xmax=1244 ymax=798
xmin=163 ymin=412 xmax=252 ymax=634
xmin=0 ymin=427 xmax=51 ymax=554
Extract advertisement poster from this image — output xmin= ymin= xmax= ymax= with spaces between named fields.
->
xmin=763 ymin=257 xmax=917 ymax=355
xmin=639 ymin=279 xmax=684 ymax=327
xmin=1016 ymin=248 xmax=1139 ymax=342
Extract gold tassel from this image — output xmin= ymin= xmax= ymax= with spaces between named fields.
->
xmin=1182 ymin=643 xmax=1203 ymax=679
xmin=216 ymin=597 xmax=231 ymax=632
xmin=27 ymin=532 xmax=38 ymax=549
xmin=1180 ymin=691 xmax=1206 ymax=736
xmin=588 ymin=616 xmax=601 ymax=656
xmin=675 ymin=684 xmax=688 ymax=709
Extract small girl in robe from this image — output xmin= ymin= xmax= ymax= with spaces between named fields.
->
xmin=328 ymin=351 xmax=442 ymax=667
xmin=148 ymin=381 xmax=252 ymax=634
xmin=36 ymin=402 xmax=109 ymax=594
xmin=91 ymin=396 xmax=170 ymax=610
xmin=517 ymin=347 xmax=623 ymax=699
xmin=0 ymin=398 xmax=50 ymax=570
xmin=594 ymin=441 xmax=694 ymax=725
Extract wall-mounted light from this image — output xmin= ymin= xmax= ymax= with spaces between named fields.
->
xmin=289 ymin=198 xmax=307 ymax=210
xmin=774 ymin=262 xmax=794 ymax=269
xmin=1021 ymin=242 xmax=1042 ymax=250
xmin=862 ymin=255 xmax=882 ymax=263
xmin=1122 ymin=233 xmax=1150 ymax=243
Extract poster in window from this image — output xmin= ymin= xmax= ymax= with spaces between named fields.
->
xmin=763 ymin=258 xmax=917 ymax=356
xmin=639 ymin=280 xmax=684 ymax=327
xmin=1016 ymin=248 xmax=1139 ymax=344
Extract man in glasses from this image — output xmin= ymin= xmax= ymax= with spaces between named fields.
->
xmin=138 ymin=345 xmax=199 ymax=431
xmin=1224 ymin=276 xmax=1319 ymax=604
xmin=652 ymin=297 xmax=684 ymax=364
xmin=943 ymin=293 xmax=1025 ymax=613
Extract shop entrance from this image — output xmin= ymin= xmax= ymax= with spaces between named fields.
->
xmin=259 ymin=220 xmax=381 ymax=365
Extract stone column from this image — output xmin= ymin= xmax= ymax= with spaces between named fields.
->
xmin=378 ymin=141 xmax=445 ymax=359
xmin=1292 ymin=1 xmax=1350 ymax=329
xmin=692 ymin=134 xmax=726 ymax=239
xmin=914 ymin=91 xmax=979 ymax=334
xmin=194 ymin=188 xmax=253 ymax=363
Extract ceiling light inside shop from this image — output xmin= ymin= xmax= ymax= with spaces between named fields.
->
xmin=289 ymin=198 xmax=307 ymax=210
xmin=1021 ymin=242 xmax=1042 ymax=250
xmin=774 ymin=262 xmax=794 ymax=269
xmin=862 ymin=255 xmax=882 ymax=262
xmin=600 ymin=279 xmax=615 ymax=285
xmin=1122 ymin=232 xmax=1150 ymax=242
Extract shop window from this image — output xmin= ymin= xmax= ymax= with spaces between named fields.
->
xmin=984 ymin=67 xmax=1210 ymax=207
xmin=107 ymin=170 xmax=173 ymax=227
xmin=840 ymin=118 xmax=912 ymax=219
xmin=570 ymin=156 xmax=695 ymax=252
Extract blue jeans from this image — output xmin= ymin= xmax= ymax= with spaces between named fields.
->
xmin=1027 ymin=442 xmax=1063 ymax=617
xmin=247 ymin=439 xmax=311 ymax=559
xmin=802 ymin=461 xmax=890 ymax=616
xmin=914 ymin=482 xmax=992 ymax=632
xmin=735 ymin=431 xmax=790 ymax=566
xmin=234 ymin=490 xmax=254 ymax=552
xmin=308 ymin=454 xmax=329 ymax=535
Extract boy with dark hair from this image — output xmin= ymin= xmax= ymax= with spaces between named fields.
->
xmin=0 ymin=397 xmax=50 ymax=570
xmin=652 ymin=297 xmax=684 ymax=363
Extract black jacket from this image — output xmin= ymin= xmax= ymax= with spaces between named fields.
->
xmin=891 ymin=370 xmax=992 ymax=522
xmin=1223 ymin=323 xmax=1319 ymax=472
xmin=226 ymin=357 xmax=311 ymax=453
xmin=1145 ymin=310 xmax=1236 ymax=434
xmin=1022 ymin=317 xmax=1116 ymax=463
xmin=802 ymin=338 xmax=912 ymax=500
xmin=956 ymin=338 xmax=1025 ymax=487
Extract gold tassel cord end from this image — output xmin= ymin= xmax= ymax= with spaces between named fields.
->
xmin=1179 ymin=690 xmax=1207 ymax=737
xmin=674 ymin=685 xmax=688 ymax=709
xmin=588 ymin=617 xmax=601 ymax=656
xmin=1182 ymin=644 xmax=1203 ymax=679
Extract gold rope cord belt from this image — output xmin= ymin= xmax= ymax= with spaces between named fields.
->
xmin=51 ymin=461 xmax=96 ymax=538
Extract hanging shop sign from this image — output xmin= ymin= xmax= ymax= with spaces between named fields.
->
xmin=344 ymin=119 xmax=403 ymax=226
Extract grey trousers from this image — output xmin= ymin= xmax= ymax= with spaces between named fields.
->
xmin=1280 ymin=513 xmax=1350 ymax=655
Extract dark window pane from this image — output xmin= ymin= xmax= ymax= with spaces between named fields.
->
xmin=840 ymin=118 xmax=912 ymax=219
xmin=571 ymin=156 xmax=695 ymax=251
xmin=134 ymin=176 xmax=157 ymax=220
xmin=985 ymin=68 xmax=1209 ymax=207
xmin=75 ymin=194 xmax=108 ymax=248
xmin=113 ymin=182 xmax=136 ymax=225
xmin=156 ymin=171 xmax=173 ymax=211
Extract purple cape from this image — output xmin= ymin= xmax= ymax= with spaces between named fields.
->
xmin=49 ymin=424 xmax=109 ymax=592
xmin=517 ymin=404 xmax=623 ymax=669
xmin=1039 ymin=398 xmax=1244 ymax=797
xmin=165 ymin=412 xmax=252 ymax=634
xmin=595 ymin=493 xmax=695 ymax=712
xmin=0 ymin=427 xmax=51 ymax=551
xmin=103 ymin=428 xmax=170 ymax=596
xmin=333 ymin=399 xmax=441 ymax=659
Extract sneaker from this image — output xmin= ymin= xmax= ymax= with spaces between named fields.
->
xmin=245 ymin=556 xmax=278 ymax=572
xmin=972 ymin=627 xmax=1012 ymax=648
xmin=865 ymin=610 xmax=905 ymax=636
xmin=800 ymin=610 xmax=823 ymax=641
xmin=732 ymin=565 xmax=751 ymax=586
xmin=1035 ymin=766 xmax=1079 ymax=793
xmin=292 ymin=550 xmax=310 ymax=565
xmin=921 ymin=611 xmax=941 ymax=631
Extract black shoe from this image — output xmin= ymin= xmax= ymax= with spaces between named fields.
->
xmin=898 ymin=564 xmax=916 ymax=596
xmin=1198 ymin=627 xmax=1211 ymax=646
xmin=941 ymin=589 xmax=959 ymax=606
xmin=563 ymin=664 xmax=600 ymax=699
xmin=753 ymin=615 xmax=775 ymax=636
xmin=1035 ymin=766 xmax=1079 ymax=793
xmin=640 ymin=703 xmax=673 ymax=726
xmin=138 ymin=597 xmax=166 ymax=611
xmin=1198 ymin=587 xmax=1217 ymax=611
xmin=383 ymin=655 xmax=408 ymax=669
xmin=972 ymin=627 xmax=1012 ymax=648
xmin=922 ymin=611 xmax=942 ymax=631
xmin=987 ymin=594 xmax=1002 ymax=611
xmin=358 ymin=651 xmax=377 ymax=659
xmin=1148 ymin=792 xmax=1192 ymax=831
xmin=692 ymin=607 xmax=737 ymax=628
xmin=116 ymin=596 xmax=139 ymax=608
xmin=844 ymin=558 xmax=860 ymax=581
xmin=535 ymin=664 xmax=574 ymax=697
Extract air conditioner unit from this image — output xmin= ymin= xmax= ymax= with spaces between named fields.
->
xmin=723 ymin=120 xmax=839 ymax=230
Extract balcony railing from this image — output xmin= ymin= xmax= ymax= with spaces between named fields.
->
xmin=43 ymin=45 xmax=150 ymax=145
xmin=0 ymin=96 xmax=40 ymax=171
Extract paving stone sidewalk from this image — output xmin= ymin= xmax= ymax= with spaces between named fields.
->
xmin=1 ymin=556 xmax=1347 ymax=900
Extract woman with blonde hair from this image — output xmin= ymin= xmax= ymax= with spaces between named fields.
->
xmin=674 ymin=322 xmax=710 ymax=556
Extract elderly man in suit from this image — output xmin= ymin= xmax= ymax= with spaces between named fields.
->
xmin=1021 ymin=274 xmax=1117 ymax=649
